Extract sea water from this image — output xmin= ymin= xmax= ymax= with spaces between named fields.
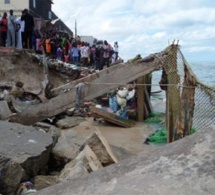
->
xmin=190 ymin=61 xmax=215 ymax=86
xmin=151 ymin=61 xmax=215 ymax=113
xmin=152 ymin=61 xmax=215 ymax=87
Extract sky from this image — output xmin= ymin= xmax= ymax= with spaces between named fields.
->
xmin=52 ymin=0 xmax=215 ymax=62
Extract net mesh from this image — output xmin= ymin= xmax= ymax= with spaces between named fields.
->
xmin=162 ymin=45 xmax=215 ymax=141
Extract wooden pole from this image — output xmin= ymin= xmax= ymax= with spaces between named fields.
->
xmin=164 ymin=45 xmax=180 ymax=142
xmin=144 ymin=74 xmax=152 ymax=118
xmin=137 ymin=76 xmax=145 ymax=121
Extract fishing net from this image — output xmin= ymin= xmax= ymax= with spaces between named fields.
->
xmin=147 ymin=129 xmax=167 ymax=143
xmin=161 ymin=45 xmax=215 ymax=142
xmin=145 ymin=113 xmax=167 ymax=143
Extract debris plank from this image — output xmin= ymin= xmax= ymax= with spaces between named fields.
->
xmin=79 ymin=128 xmax=118 ymax=165
xmin=91 ymin=107 xmax=136 ymax=128
xmin=137 ymin=77 xmax=145 ymax=121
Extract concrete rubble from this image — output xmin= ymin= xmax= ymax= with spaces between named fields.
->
xmin=0 ymin=47 xmax=143 ymax=194
xmin=0 ymin=121 xmax=53 ymax=195
xmin=37 ymin=125 xmax=215 ymax=195
xmin=55 ymin=116 xmax=85 ymax=129
xmin=0 ymin=155 xmax=23 ymax=195
xmin=0 ymin=101 xmax=12 ymax=119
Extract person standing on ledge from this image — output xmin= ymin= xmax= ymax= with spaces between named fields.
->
xmin=102 ymin=40 xmax=112 ymax=69
xmin=7 ymin=9 xmax=16 ymax=47
xmin=0 ymin=12 xmax=8 ymax=47
xmin=114 ymin=41 xmax=119 ymax=63
xmin=21 ymin=9 xmax=34 ymax=49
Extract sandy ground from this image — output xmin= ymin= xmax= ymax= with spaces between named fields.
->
xmin=72 ymin=117 xmax=156 ymax=154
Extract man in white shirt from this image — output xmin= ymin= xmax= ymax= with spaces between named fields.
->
xmin=114 ymin=41 xmax=119 ymax=63
xmin=16 ymin=18 xmax=22 ymax=49
xmin=80 ymin=42 xmax=89 ymax=67
xmin=7 ymin=9 xmax=16 ymax=47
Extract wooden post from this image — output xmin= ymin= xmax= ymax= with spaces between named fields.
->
xmin=166 ymin=91 xmax=173 ymax=143
xmin=174 ymin=64 xmax=196 ymax=140
xmin=144 ymin=74 xmax=152 ymax=118
xmin=164 ymin=45 xmax=180 ymax=143
xmin=137 ymin=76 xmax=145 ymax=121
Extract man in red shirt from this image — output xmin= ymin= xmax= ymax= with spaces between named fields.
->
xmin=102 ymin=40 xmax=112 ymax=69
xmin=0 ymin=12 xmax=8 ymax=47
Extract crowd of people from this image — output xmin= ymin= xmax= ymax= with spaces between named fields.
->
xmin=38 ymin=33 xmax=119 ymax=71
xmin=0 ymin=9 xmax=34 ymax=49
xmin=0 ymin=9 xmax=120 ymax=71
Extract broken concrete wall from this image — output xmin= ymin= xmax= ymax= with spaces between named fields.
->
xmin=0 ymin=47 xmax=65 ymax=93
xmin=0 ymin=121 xmax=53 ymax=194
xmin=37 ymin=125 xmax=215 ymax=195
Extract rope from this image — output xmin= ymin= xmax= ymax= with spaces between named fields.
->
xmin=81 ymin=82 xmax=196 ymax=89
xmin=58 ymin=83 xmax=196 ymax=97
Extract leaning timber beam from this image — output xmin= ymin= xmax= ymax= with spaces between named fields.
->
xmin=9 ymin=45 xmax=173 ymax=125
xmin=51 ymin=62 xmax=125 ymax=97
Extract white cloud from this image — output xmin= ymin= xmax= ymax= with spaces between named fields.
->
xmin=52 ymin=0 xmax=215 ymax=61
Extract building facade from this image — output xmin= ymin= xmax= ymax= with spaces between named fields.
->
xmin=29 ymin=0 xmax=53 ymax=20
xmin=0 ymin=0 xmax=72 ymax=35
xmin=0 ymin=0 xmax=29 ymax=17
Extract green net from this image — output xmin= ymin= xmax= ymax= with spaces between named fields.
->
xmin=144 ymin=113 xmax=165 ymax=124
xmin=144 ymin=113 xmax=167 ymax=143
xmin=147 ymin=129 xmax=167 ymax=143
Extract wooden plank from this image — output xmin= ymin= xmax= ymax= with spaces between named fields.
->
xmin=84 ymin=145 xmax=103 ymax=171
xmin=137 ymin=77 xmax=145 ymax=121
xmin=91 ymin=107 xmax=136 ymax=128
xmin=9 ymin=47 xmax=169 ymax=125
xmin=95 ymin=129 xmax=118 ymax=164
xmin=51 ymin=63 xmax=124 ymax=96
xmin=144 ymin=83 xmax=152 ymax=116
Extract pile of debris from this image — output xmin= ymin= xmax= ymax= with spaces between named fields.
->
xmin=0 ymin=47 xmax=140 ymax=195
xmin=0 ymin=44 xmax=175 ymax=194
xmin=0 ymin=119 xmax=119 ymax=194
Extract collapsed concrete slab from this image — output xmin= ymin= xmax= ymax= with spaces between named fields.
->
xmin=37 ymin=125 xmax=215 ymax=195
xmin=0 ymin=121 xmax=53 ymax=181
xmin=51 ymin=129 xmax=86 ymax=162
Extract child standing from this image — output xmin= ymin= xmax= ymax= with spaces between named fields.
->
xmin=56 ymin=45 xmax=62 ymax=61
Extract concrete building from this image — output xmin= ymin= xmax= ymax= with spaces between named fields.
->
xmin=80 ymin=36 xmax=95 ymax=46
xmin=0 ymin=0 xmax=29 ymax=17
xmin=0 ymin=0 xmax=73 ymax=35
